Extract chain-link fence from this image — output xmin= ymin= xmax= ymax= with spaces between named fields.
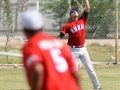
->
xmin=0 ymin=0 xmax=118 ymax=37
xmin=0 ymin=0 xmax=119 ymax=63
xmin=0 ymin=0 xmax=119 ymax=60
xmin=42 ymin=0 xmax=116 ymax=39
xmin=0 ymin=0 xmax=120 ymax=90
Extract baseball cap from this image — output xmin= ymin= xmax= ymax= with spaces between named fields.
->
xmin=70 ymin=9 xmax=78 ymax=15
xmin=21 ymin=10 xmax=44 ymax=30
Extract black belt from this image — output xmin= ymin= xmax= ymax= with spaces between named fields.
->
xmin=70 ymin=45 xmax=84 ymax=48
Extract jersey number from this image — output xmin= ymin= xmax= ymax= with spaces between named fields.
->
xmin=50 ymin=48 xmax=68 ymax=73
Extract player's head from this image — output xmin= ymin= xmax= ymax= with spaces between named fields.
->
xmin=70 ymin=8 xmax=79 ymax=18
xmin=21 ymin=10 xmax=44 ymax=39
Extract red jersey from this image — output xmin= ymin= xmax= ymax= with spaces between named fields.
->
xmin=60 ymin=12 xmax=88 ymax=46
xmin=22 ymin=32 xmax=80 ymax=90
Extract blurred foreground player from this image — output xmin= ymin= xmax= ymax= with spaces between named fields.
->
xmin=21 ymin=10 xmax=81 ymax=90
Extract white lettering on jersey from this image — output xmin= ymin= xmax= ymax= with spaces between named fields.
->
xmin=50 ymin=48 xmax=68 ymax=73
xmin=81 ymin=24 xmax=84 ymax=30
xmin=39 ymin=40 xmax=68 ymax=73
xmin=39 ymin=39 xmax=63 ymax=50
xmin=70 ymin=28 xmax=75 ymax=34
xmin=77 ymin=25 xmax=81 ymax=30
xmin=70 ymin=24 xmax=84 ymax=34
xmin=73 ymin=26 xmax=77 ymax=32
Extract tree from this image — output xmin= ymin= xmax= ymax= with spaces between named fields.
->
xmin=42 ymin=0 xmax=83 ymax=31
xmin=0 ymin=0 xmax=14 ymax=63
xmin=42 ymin=0 xmax=115 ymax=38
xmin=87 ymin=0 xmax=115 ymax=38
xmin=118 ymin=3 xmax=120 ymax=33
xmin=42 ymin=0 xmax=69 ymax=31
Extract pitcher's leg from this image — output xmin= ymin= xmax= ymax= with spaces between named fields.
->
xmin=72 ymin=53 xmax=80 ymax=70
xmin=80 ymin=48 xmax=100 ymax=89
xmin=70 ymin=47 xmax=81 ymax=70
xmin=78 ymin=58 xmax=83 ymax=68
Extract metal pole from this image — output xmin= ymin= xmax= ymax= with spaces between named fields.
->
xmin=36 ymin=0 xmax=40 ymax=12
xmin=115 ymin=0 xmax=119 ymax=64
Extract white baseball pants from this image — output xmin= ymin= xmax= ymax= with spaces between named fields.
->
xmin=70 ymin=46 xmax=101 ymax=89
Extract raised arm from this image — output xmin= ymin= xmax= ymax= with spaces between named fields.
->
xmin=84 ymin=0 xmax=90 ymax=12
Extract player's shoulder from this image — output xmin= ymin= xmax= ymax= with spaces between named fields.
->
xmin=22 ymin=41 xmax=35 ymax=53
xmin=63 ymin=21 xmax=72 ymax=28
xmin=22 ymin=34 xmax=40 ymax=52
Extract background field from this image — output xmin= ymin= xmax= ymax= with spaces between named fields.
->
xmin=0 ymin=0 xmax=120 ymax=90
xmin=0 ymin=37 xmax=120 ymax=90
xmin=0 ymin=40 xmax=120 ymax=64
xmin=0 ymin=66 xmax=120 ymax=90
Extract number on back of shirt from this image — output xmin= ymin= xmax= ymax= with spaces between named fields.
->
xmin=50 ymin=48 xmax=68 ymax=73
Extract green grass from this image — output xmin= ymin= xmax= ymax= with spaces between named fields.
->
xmin=0 ymin=56 xmax=22 ymax=64
xmin=87 ymin=43 xmax=120 ymax=62
xmin=0 ymin=66 xmax=120 ymax=90
xmin=0 ymin=43 xmax=120 ymax=64
xmin=80 ymin=65 xmax=120 ymax=90
xmin=0 ymin=45 xmax=22 ymax=64
xmin=0 ymin=46 xmax=21 ymax=52
xmin=0 ymin=68 xmax=29 ymax=89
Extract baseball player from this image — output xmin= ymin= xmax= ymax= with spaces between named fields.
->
xmin=58 ymin=0 xmax=102 ymax=90
xmin=21 ymin=10 xmax=81 ymax=90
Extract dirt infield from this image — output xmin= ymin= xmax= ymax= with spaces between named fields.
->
xmin=63 ymin=39 xmax=120 ymax=46
xmin=0 ymin=36 xmax=120 ymax=47
xmin=0 ymin=31 xmax=120 ymax=47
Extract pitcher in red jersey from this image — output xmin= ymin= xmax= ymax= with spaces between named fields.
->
xmin=58 ymin=0 xmax=102 ymax=90
xmin=21 ymin=10 xmax=81 ymax=90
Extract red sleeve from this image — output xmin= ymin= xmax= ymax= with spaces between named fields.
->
xmin=23 ymin=45 xmax=43 ymax=70
xmin=62 ymin=44 xmax=77 ymax=71
xmin=60 ymin=23 xmax=69 ymax=34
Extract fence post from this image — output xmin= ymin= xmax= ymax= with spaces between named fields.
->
xmin=115 ymin=0 xmax=119 ymax=64
xmin=36 ymin=0 xmax=40 ymax=12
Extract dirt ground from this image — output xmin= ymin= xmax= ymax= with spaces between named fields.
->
xmin=0 ymin=36 xmax=120 ymax=47
xmin=63 ymin=39 xmax=120 ymax=47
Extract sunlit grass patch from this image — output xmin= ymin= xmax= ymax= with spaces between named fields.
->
xmin=87 ymin=43 xmax=117 ymax=62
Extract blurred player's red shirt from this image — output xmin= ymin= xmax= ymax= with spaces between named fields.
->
xmin=60 ymin=13 xmax=87 ymax=46
xmin=22 ymin=32 xmax=80 ymax=90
